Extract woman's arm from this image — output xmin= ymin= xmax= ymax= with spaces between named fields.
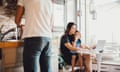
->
xmin=80 ymin=44 xmax=90 ymax=50
xmin=64 ymin=42 xmax=79 ymax=51
xmin=72 ymin=40 xmax=77 ymax=47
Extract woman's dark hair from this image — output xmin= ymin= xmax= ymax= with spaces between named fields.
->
xmin=65 ymin=22 xmax=77 ymax=35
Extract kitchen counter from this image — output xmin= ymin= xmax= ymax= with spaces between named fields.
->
xmin=0 ymin=40 xmax=24 ymax=72
xmin=0 ymin=40 xmax=24 ymax=48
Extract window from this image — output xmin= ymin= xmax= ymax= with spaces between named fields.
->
xmin=84 ymin=0 xmax=120 ymax=60
xmin=53 ymin=2 xmax=64 ymax=32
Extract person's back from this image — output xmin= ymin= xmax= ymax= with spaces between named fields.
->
xmin=21 ymin=0 xmax=52 ymax=38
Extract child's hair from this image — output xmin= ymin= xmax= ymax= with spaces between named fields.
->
xmin=76 ymin=30 xmax=79 ymax=32
xmin=72 ymin=30 xmax=79 ymax=41
xmin=74 ymin=30 xmax=81 ymax=41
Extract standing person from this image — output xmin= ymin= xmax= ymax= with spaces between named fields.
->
xmin=15 ymin=0 xmax=54 ymax=72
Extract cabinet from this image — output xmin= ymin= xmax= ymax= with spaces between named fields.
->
xmin=0 ymin=41 xmax=23 ymax=72
xmin=2 ymin=48 xmax=17 ymax=72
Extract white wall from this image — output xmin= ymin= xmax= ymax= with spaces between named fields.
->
xmin=86 ymin=0 xmax=120 ymax=45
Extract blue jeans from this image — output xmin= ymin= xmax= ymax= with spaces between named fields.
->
xmin=23 ymin=37 xmax=52 ymax=72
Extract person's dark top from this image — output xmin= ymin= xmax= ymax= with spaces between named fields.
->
xmin=60 ymin=34 xmax=74 ymax=55
xmin=60 ymin=34 xmax=77 ymax=64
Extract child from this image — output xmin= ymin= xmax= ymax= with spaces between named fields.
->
xmin=71 ymin=31 xmax=84 ymax=72
xmin=71 ymin=31 xmax=92 ymax=72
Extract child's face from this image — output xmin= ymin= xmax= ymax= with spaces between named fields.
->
xmin=75 ymin=32 xmax=81 ymax=39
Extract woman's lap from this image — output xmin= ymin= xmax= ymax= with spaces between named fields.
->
xmin=75 ymin=54 xmax=90 ymax=65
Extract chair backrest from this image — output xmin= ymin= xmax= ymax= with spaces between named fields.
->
xmin=95 ymin=40 xmax=106 ymax=53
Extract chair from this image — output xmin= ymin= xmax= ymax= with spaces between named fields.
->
xmin=58 ymin=48 xmax=83 ymax=72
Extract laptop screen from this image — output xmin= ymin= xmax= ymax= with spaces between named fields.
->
xmin=95 ymin=40 xmax=106 ymax=52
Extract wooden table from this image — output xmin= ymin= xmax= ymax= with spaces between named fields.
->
xmin=0 ymin=40 xmax=24 ymax=72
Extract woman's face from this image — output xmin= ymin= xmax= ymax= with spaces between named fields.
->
xmin=69 ymin=25 xmax=77 ymax=35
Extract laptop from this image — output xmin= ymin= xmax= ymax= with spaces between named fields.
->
xmin=94 ymin=40 xmax=106 ymax=53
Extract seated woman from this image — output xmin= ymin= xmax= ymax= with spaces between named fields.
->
xmin=60 ymin=22 xmax=91 ymax=72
